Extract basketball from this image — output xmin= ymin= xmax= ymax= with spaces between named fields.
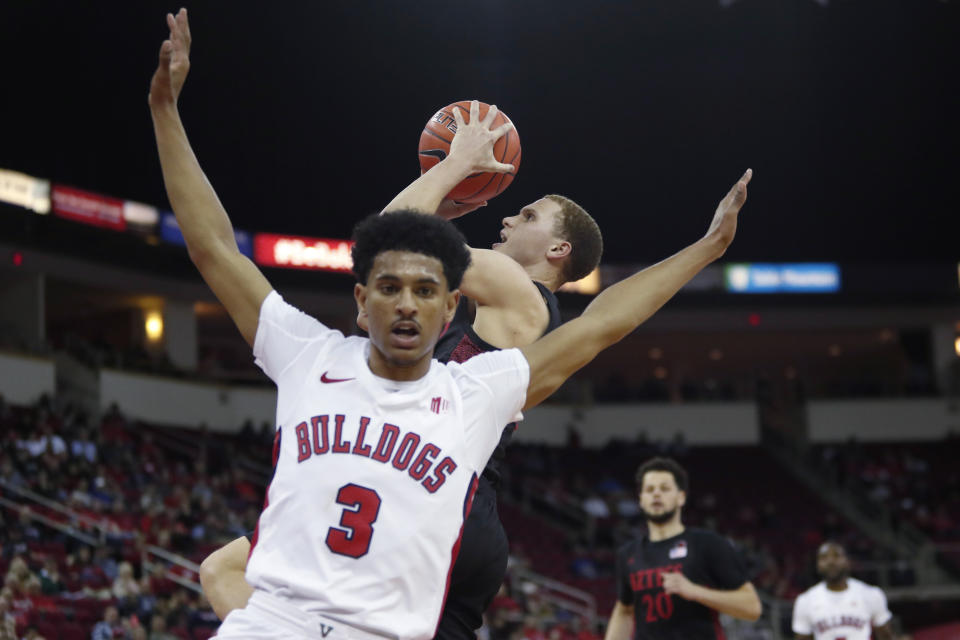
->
xmin=418 ymin=100 xmax=522 ymax=204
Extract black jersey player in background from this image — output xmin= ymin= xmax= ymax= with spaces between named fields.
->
xmin=605 ymin=458 xmax=762 ymax=640
xmin=199 ymin=102 xmax=601 ymax=640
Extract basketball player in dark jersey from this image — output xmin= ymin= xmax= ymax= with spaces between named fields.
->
xmin=606 ymin=458 xmax=762 ymax=640
xmin=200 ymin=102 xmax=603 ymax=640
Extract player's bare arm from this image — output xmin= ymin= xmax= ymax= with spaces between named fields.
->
xmin=383 ymin=101 xmax=547 ymax=346
xmin=521 ymin=170 xmax=752 ymax=409
xmin=872 ymin=622 xmax=896 ymax=640
xmin=603 ymin=602 xmax=635 ymax=640
xmin=149 ymin=8 xmax=272 ymax=347
xmin=661 ymin=572 xmax=762 ymax=622
xmin=198 ymin=536 xmax=253 ymax=619
xmin=794 ymin=634 xmax=814 ymax=640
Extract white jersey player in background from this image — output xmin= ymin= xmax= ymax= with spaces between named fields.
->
xmin=149 ymin=8 xmax=752 ymax=640
xmin=792 ymin=542 xmax=895 ymax=640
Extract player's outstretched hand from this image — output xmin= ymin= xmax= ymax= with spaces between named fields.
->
xmin=449 ymin=100 xmax=516 ymax=174
xmin=703 ymin=168 xmax=752 ymax=256
xmin=661 ymin=571 xmax=698 ymax=601
xmin=436 ymin=198 xmax=487 ymax=220
xmin=149 ymin=8 xmax=192 ymax=109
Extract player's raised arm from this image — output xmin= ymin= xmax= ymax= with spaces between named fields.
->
xmin=382 ymin=102 xmax=546 ymax=340
xmin=520 ymin=170 xmax=752 ymax=409
xmin=148 ymin=9 xmax=272 ymax=347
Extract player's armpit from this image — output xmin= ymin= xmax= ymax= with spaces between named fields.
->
xmin=465 ymin=249 xmax=549 ymax=345
xmin=520 ymin=314 xmax=608 ymax=410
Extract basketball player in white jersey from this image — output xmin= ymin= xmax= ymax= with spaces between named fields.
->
xmin=792 ymin=542 xmax=895 ymax=640
xmin=150 ymin=9 xmax=751 ymax=640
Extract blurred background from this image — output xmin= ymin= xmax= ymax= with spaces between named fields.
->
xmin=0 ymin=1 xmax=958 ymax=638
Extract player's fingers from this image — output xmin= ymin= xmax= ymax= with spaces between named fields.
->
xmin=469 ymin=100 xmax=480 ymax=124
xmin=159 ymin=39 xmax=173 ymax=63
xmin=486 ymin=162 xmax=515 ymax=174
xmin=179 ymin=8 xmax=192 ymax=48
xmin=741 ymin=168 xmax=753 ymax=184
xmin=483 ymin=104 xmax=499 ymax=128
xmin=491 ymin=121 xmax=514 ymax=139
xmin=453 ymin=107 xmax=466 ymax=129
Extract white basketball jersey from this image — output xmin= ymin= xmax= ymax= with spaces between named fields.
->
xmin=245 ymin=292 xmax=529 ymax=640
xmin=792 ymin=578 xmax=892 ymax=640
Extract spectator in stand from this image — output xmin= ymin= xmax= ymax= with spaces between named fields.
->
xmin=0 ymin=593 xmax=15 ymax=640
xmin=91 ymin=605 xmax=123 ymax=640
xmin=113 ymin=561 xmax=141 ymax=612
xmin=70 ymin=428 xmax=98 ymax=465
xmin=37 ymin=557 xmax=63 ymax=595
xmin=148 ymin=614 xmax=178 ymax=640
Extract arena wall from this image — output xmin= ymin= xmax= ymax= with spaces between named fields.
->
xmin=0 ymin=351 xmax=55 ymax=405
xmin=99 ymin=369 xmax=276 ymax=432
xmin=806 ymin=399 xmax=960 ymax=441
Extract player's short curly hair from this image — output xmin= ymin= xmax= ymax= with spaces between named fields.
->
xmin=635 ymin=457 xmax=689 ymax=493
xmin=545 ymin=194 xmax=603 ymax=284
xmin=351 ymin=211 xmax=472 ymax=290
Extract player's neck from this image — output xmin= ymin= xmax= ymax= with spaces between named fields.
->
xmin=367 ymin=347 xmax=432 ymax=382
xmin=524 ymin=262 xmax=562 ymax=292
xmin=646 ymin=519 xmax=684 ymax=542
xmin=825 ymin=577 xmax=849 ymax=592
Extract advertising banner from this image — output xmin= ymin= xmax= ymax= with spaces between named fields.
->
xmin=0 ymin=169 xmax=51 ymax=214
xmin=160 ymin=212 xmax=253 ymax=258
xmin=52 ymin=184 xmax=125 ymax=231
xmin=724 ymin=263 xmax=841 ymax=293
xmin=253 ymin=232 xmax=353 ymax=272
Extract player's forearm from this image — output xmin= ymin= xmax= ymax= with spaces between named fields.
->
xmin=382 ymin=156 xmax=473 ymax=217
xmin=687 ymin=582 xmax=762 ymax=621
xmin=603 ymin=605 xmax=634 ymax=640
xmin=150 ymin=104 xmax=241 ymax=261
xmin=582 ymin=235 xmax=723 ymax=345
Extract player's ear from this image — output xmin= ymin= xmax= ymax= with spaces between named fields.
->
xmin=354 ymin=283 xmax=370 ymax=332
xmin=444 ymin=289 xmax=461 ymax=324
xmin=677 ymin=491 xmax=687 ymax=509
xmin=547 ymin=240 xmax=572 ymax=260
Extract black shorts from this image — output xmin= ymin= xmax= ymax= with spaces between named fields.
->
xmin=435 ymin=477 xmax=507 ymax=640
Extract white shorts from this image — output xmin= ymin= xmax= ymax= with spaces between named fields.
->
xmin=216 ymin=590 xmax=390 ymax=640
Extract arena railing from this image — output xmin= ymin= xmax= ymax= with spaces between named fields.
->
xmin=511 ymin=566 xmax=596 ymax=624
xmin=0 ymin=477 xmax=204 ymax=594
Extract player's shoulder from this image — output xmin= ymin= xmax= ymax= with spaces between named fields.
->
xmin=848 ymin=577 xmax=885 ymax=598
xmin=796 ymin=581 xmax=826 ymax=601
xmin=686 ymin=527 xmax=737 ymax=549
xmin=443 ymin=346 xmax=527 ymax=381
xmin=615 ymin=536 xmax=643 ymax=562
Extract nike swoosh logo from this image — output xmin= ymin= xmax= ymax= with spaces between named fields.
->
xmin=419 ymin=148 xmax=447 ymax=161
xmin=320 ymin=372 xmax=355 ymax=384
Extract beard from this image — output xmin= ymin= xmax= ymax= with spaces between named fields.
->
xmin=643 ymin=507 xmax=678 ymax=525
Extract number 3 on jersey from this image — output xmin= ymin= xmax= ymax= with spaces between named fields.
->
xmin=326 ymin=483 xmax=382 ymax=558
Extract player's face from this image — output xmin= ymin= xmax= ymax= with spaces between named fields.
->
xmin=355 ymin=250 xmax=459 ymax=380
xmin=493 ymin=198 xmax=568 ymax=267
xmin=639 ymin=471 xmax=686 ymax=525
xmin=816 ymin=543 xmax=850 ymax=582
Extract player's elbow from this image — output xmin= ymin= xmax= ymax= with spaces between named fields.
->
xmin=741 ymin=594 xmax=763 ymax=622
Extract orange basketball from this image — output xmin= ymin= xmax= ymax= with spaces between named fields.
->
xmin=418 ymin=100 xmax=521 ymax=204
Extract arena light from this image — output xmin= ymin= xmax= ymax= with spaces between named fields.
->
xmin=145 ymin=311 xmax=164 ymax=342
xmin=955 ymin=337 xmax=960 ymax=358
xmin=559 ymin=267 xmax=601 ymax=295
